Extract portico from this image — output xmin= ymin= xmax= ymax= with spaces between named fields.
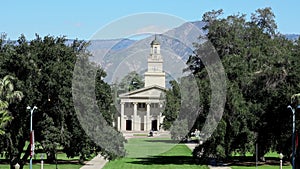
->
xmin=118 ymin=85 xmax=165 ymax=132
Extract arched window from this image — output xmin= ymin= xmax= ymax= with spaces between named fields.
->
xmin=154 ymin=47 xmax=157 ymax=54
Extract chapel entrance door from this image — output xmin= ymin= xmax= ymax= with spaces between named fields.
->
xmin=126 ymin=120 xmax=132 ymax=131
xmin=151 ymin=120 xmax=158 ymax=131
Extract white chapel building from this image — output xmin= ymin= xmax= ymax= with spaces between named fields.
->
xmin=117 ymin=37 xmax=166 ymax=132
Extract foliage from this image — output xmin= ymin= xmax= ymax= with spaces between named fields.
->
xmin=163 ymin=76 xmax=202 ymax=138
xmin=170 ymin=119 xmax=189 ymax=141
xmin=187 ymin=7 xmax=300 ymax=160
xmin=162 ymin=80 xmax=181 ymax=130
xmin=291 ymin=93 xmax=300 ymax=108
xmin=0 ymin=34 xmax=124 ymax=169
xmin=72 ymin=44 xmax=126 ymax=160
xmin=116 ymin=71 xmax=144 ymax=94
xmin=95 ymin=69 xmax=116 ymax=126
xmin=0 ymin=75 xmax=23 ymax=135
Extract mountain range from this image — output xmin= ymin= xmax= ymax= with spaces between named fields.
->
xmin=88 ymin=21 xmax=206 ymax=84
xmin=82 ymin=21 xmax=299 ymax=84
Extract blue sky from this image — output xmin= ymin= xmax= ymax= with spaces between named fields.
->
xmin=1 ymin=0 xmax=299 ymax=40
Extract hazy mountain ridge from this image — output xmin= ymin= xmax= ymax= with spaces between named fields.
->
xmin=86 ymin=21 xmax=298 ymax=62
xmin=88 ymin=21 xmax=206 ymax=83
xmin=85 ymin=21 xmax=299 ymax=84
xmin=285 ymin=34 xmax=300 ymax=41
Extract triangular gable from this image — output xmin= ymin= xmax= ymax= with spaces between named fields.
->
xmin=119 ymin=85 xmax=166 ymax=98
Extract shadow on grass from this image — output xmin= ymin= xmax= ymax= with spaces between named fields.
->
xmin=212 ymin=156 xmax=290 ymax=167
xmin=144 ymin=139 xmax=178 ymax=144
xmin=128 ymin=155 xmax=195 ymax=165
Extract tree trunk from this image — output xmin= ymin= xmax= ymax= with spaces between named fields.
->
xmin=46 ymin=151 xmax=56 ymax=163
xmin=16 ymin=143 xmax=31 ymax=169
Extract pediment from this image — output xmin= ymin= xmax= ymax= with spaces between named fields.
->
xmin=119 ymin=85 xmax=166 ymax=99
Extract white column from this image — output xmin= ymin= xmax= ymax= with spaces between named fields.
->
xmin=133 ymin=102 xmax=137 ymax=131
xmin=117 ymin=116 xmax=120 ymax=131
xmin=120 ymin=102 xmax=125 ymax=131
xmin=158 ymin=112 xmax=163 ymax=131
xmin=158 ymin=112 xmax=161 ymax=131
xmin=143 ymin=116 xmax=147 ymax=131
xmin=112 ymin=115 xmax=115 ymax=128
xmin=146 ymin=103 xmax=151 ymax=131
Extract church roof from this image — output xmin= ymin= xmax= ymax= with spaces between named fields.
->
xmin=119 ymin=85 xmax=165 ymax=98
xmin=150 ymin=35 xmax=160 ymax=45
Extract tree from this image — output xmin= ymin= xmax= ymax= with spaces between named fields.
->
xmin=95 ymin=69 xmax=116 ymax=126
xmin=170 ymin=119 xmax=188 ymax=141
xmin=251 ymin=7 xmax=277 ymax=35
xmin=72 ymin=50 xmax=126 ymax=160
xmin=0 ymin=34 xmax=125 ymax=169
xmin=112 ymin=71 xmax=145 ymax=109
xmin=162 ymin=75 xmax=201 ymax=133
xmin=0 ymin=75 xmax=23 ymax=135
xmin=162 ymin=80 xmax=181 ymax=130
xmin=116 ymin=71 xmax=144 ymax=94
xmin=187 ymin=8 xmax=298 ymax=160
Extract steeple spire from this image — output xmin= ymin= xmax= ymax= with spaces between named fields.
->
xmin=150 ymin=34 xmax=160 ymax=46
xmin=144 ymin=36 xmax=165 ymax=88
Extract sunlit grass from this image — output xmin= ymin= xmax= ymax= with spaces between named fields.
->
xmin=103 ymin=137 xmax=208 ymax=169
xmin=231 ymin=165 xmax=290 ymax=169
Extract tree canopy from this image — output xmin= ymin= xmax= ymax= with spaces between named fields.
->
xmin=0 ymin=34 xmax=125 ymax=169
xmin=185 ymin=7 xmax=300 ymax=160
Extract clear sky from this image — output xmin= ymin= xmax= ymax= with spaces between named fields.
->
xmin=1 ymin=0 xmax=299 ymax=40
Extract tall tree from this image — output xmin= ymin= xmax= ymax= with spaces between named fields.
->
xmin=187 ymin=8 xmax=298 ymax=160
xmin=162 ymin=80 xmax=181 ymax=130
xmin=117 ymin=71 xmax=144 ymax=94
xmin=0 ymin=34 xmax=125 ymax=169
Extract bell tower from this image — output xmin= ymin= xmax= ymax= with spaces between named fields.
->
xmin=144 ymin=36 xmax=166 ymax=88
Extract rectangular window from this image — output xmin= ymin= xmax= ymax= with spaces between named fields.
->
xmin=153 ymin=103 xmax=159 ymax=108
xmin=138 ymin=103 xmax=146 ymax=109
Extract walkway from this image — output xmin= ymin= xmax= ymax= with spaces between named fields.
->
xmin=185 ymin=143 xmax=198 ymax=150
xmin=80 ymin=155 xmax=108 ymax=169
xmin=208 ymin=166 xmax=231 ymax=169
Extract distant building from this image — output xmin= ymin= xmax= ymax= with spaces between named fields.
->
xmin=117 ymin=37 xmax=166 ymax=132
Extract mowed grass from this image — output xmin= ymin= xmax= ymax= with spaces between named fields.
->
xmin=0 ymin=164 xmax=82 ymax=169
xmin=231 ymin=165 xmax=290 ymax=169
xmin=103 ymin=137 xmax=208 ymax=169
xmin=125 ymin=137 xmax=178 ymax=158
xmin=0 ymin=152 xmax=83 ymax=169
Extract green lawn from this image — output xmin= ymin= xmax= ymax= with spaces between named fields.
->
xmin=0 ymin=138 xmax=290 ymax=169
xmin=231 ymin=165 xmax=290 ymax=169
xmin=0 ymin=164 xmax=82 ymax=169
xmin=103 ymin=137 xmax=208 ymax=169
xmin=0 ymin=152 xmax=83 ymax=169
xmin=125 ymin=137 xmax=177 ymax=158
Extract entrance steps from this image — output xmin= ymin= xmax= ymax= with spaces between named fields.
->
xmin=122 ymin=130 xmax=170 ymax=139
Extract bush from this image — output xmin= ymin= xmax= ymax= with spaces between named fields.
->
xmin=170 ymin=119 xmax=188 ymax=141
